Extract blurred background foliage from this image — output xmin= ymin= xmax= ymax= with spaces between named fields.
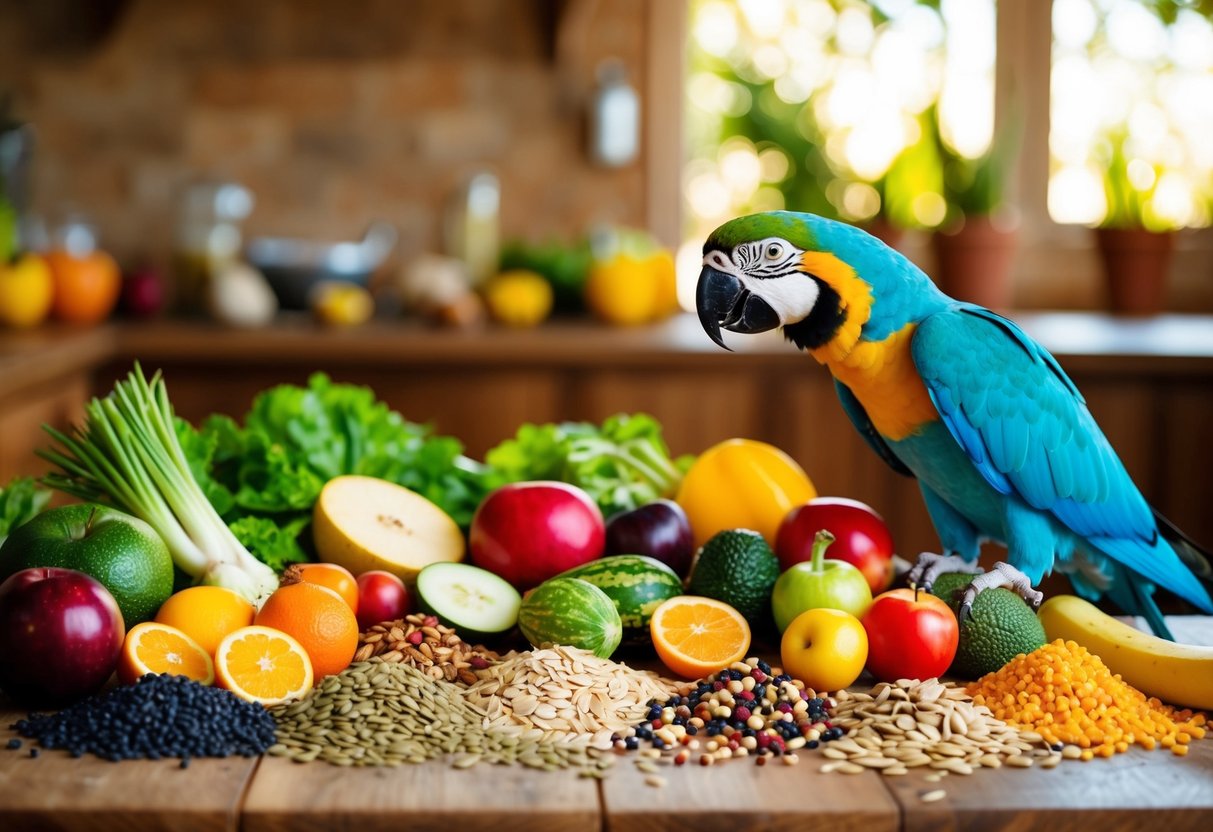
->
xmin=683 ymin=0 xmax=1213 ymax=241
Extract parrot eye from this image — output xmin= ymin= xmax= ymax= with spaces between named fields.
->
xmin=764 ymin=243 xmax=783 ymax=260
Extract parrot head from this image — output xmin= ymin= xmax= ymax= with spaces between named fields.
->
xmin=697 ymin=210 xmax=944 ymax=353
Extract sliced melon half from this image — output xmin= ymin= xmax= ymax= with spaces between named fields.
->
xmin=313 ymin=475 xmax=465 ymax=582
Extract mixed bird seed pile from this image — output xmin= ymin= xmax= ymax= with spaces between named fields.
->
xmin=464 ymin=645 xmax=683 ymax=748
xmin=355 ymin=614 xmax=499 ymax=684
xmin=615 ymin=658 xmax=837 ymax=768
xmin=10 ymin=674 xmax=277 ymax=765
xmin=969 ymin=639 xmax=1207 ymax=759
xmin=268 ymin=659 xmax=608 ymax=772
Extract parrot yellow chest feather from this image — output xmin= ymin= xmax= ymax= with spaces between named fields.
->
xmin=810 ymin=323 xmax=938 ymax=441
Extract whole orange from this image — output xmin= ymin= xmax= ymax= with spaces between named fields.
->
xmin=287 ymin=562 xmax=359 ymax=611
xmin=46 ymin=249 xmax=122 ymax=324
xmin=154 ymin=586 xmax=256 ymax=658
xmin=254 ymin=582 xmax=358 ymax=680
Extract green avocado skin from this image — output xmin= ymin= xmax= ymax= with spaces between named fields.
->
xmin=688 ymin=530 xmax=781 ymax=630
xmin=931 ymin=572 xmax=1047 ymax=680
xmin=0 ymin=504 xmax=174 ymax=626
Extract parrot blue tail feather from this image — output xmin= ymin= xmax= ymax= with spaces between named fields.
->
xmin=1104 ymin=567 xmax=1174 ymax=641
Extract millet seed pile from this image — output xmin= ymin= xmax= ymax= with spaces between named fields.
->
xmin=968 ymin=639 xmax=1208 ymax=759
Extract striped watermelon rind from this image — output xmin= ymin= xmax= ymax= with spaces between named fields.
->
xmin=518 ymin=577 xmax=623 ymax=658
xmin=557 ymin=555 xmax=683 ymax=644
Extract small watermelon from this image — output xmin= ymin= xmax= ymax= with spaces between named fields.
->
xmin=557 ymin=555 xmax=683 ymax=644
xmin=518 ymin=577 xmax=623 ymax=658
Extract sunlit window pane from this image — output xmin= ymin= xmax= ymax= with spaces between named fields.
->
xmin=684 ymin=0 xmax=996 ymax=241
xmin=1049 ymin=0 xmax=1213 ymax=229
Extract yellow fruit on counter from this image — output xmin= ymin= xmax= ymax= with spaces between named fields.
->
xmin=310 ymin=281 xmax=374 ymax=327
xmin=0 ymin=253 xmax=54 ymax=328
xmin=1037 ymin=594 xmax=1213 ymax=710
xmin=483 ymin=269 xmax=553 ymax=327
xmin=676 ymin=438 xmax=817 ymax=548
xmin=313 ymin=475 xmax=465 ymax=582
xmin=585 ymin=251 xmax=680 ymax=325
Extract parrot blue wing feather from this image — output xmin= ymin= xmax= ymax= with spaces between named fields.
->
xmin=833 ymin=378 xmax=915 ymax=477
xmin=911 ymin=306 xmax=1213 ymax=613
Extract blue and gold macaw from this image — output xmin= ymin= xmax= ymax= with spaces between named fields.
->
xmin=696 ymin=211 xmax=1212 ymax=637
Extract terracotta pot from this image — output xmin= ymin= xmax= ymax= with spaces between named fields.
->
xmin=1094 ymin=228 xmax=1174 ymax=316
xmin=931 ymin=216 xmax=1018 ymax=310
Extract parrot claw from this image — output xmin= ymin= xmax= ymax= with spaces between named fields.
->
xmin=958 ymin=601 xmax=974 ymax=626
xmin=907 ymin=551 xmax=984 ymax=595
xmin=958 ymin=562 xmax=1044 ymax=621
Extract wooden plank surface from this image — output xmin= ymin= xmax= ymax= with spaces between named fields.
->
xmin=886 ymin=739 xmax=1213 ymax=832
xmin=241 ymin=754 xmax=601 ymax=832
xmin=0 ymin=708 xmax=257 ymax=832
xmin=602 ymin=752 xmax=901 ymax=832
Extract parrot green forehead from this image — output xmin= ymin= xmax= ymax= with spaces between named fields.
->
xmin=703 ymin=212 xmax=820 ymax=254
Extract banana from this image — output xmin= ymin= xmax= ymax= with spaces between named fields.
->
xmin=1037 ymin=594 xmax=1213 ymax=710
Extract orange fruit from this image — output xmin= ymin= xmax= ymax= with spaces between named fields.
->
xmin=650 ymin=595 xmax=752 ymax=680
xmin=215 ymin=625 xmax=314 ymax=706
xmin=45 ymin=249 xmax=122 ymax=324
xmin=287 ymin=562 xmax=359 ymax=611
xmin=154 ymin=586 xmax=256 ymax=657
xmin=254 ymin=582 xmax=358 ymax=680
xmin=118 ymin=622 xmax=215 ymax=686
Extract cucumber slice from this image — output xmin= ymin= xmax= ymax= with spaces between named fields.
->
xmin=415 ymin=562 xmax=521 ymax=639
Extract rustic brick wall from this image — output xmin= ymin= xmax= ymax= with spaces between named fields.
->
xmin=0 ymin=0 xmax=652 ymax=267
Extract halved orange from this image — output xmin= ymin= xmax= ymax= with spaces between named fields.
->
xmin=118 ymin=622 xmax=215 ymax=686
xmin=650 ymin=595 xmax=752 ymax=680
xmin=214 ymin=625 xmax=314 ymax=706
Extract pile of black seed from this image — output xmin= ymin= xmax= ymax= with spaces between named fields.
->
xmin=10 ymin=674 xmax=277 ymax=765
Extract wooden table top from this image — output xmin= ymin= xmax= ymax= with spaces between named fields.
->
xmin=3 ymin=685 xmax=1211 ymax=832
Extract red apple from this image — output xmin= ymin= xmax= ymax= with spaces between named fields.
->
xmin=861 ymin=588 xmax=959 ymax=682
xmin=0 ymin=567 xmax=125 ymax=706
xmin=356 ymin=570 xmax=411 ymax=630
xmin=776 ymin=497 xmax=895 ymax=594
xmin=470 ymin=481 xmax=605 ymax=591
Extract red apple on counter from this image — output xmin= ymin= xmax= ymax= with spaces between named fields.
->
xmin=776 ymin=497 xmax=895 ymax=594
xmin=0 ymin=567 xmax=126 ymax=706
xmin=356 ymin=570 xmax=411 ymax=630
xmin=470 ymin=481 xmax=605 ymax=591
xmin=861 ymin=588 xmax=959 ymax=682
xmin=604 ymin=499 xmax=695 ymax=577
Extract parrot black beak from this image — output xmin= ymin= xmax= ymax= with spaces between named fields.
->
xmin=696 ymin=265 xmax=781 ymax=351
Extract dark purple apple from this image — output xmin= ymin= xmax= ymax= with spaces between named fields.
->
xmin=604 ymin=499 xmax=695 ymax=577
xmin=120 ymin=265 xmax=166 ymax=318
xmin=0 ymin=567 xmax=125 ymax=706
xmin=469 ymin=481 xmax=605 ymax=591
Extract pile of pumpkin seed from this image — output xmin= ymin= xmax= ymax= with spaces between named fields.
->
xmin=267 ymin=659 xmax=612 ymax=774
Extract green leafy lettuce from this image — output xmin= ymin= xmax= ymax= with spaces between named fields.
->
xmin=0 ymin=477 xmax=52 ymax=547
xmin=178 ymin=374 xmax=490 ymax=570
xmin=485 ymin=414 xmax=693 ymax=518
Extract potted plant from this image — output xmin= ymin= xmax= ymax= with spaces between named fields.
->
xmin=1093 ymin=129 xmax=1176 ymax=316
xmin=928 ymin=106 xmax=1021 ymax=310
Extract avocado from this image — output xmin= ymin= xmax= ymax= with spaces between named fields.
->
xmin=931 ymin=572 xmax=1047 ymax=679
xmin=687 ymin=529 xmax=781 ymax=629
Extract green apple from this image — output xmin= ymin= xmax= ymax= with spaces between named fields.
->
xmin=0 ymin=504 xmax=174 ymax=625
xmin=771 ymin=529 xmax=873 ymax=632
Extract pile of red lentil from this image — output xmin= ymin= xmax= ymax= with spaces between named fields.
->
xmin=968 ymin=639 xmax=1206 ymax=760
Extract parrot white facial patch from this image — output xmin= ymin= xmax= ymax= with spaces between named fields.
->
xmin=705 ymin=237 xmax=821 ymax=327
xmin=736 ymin=272 xmax=820 ymax=326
